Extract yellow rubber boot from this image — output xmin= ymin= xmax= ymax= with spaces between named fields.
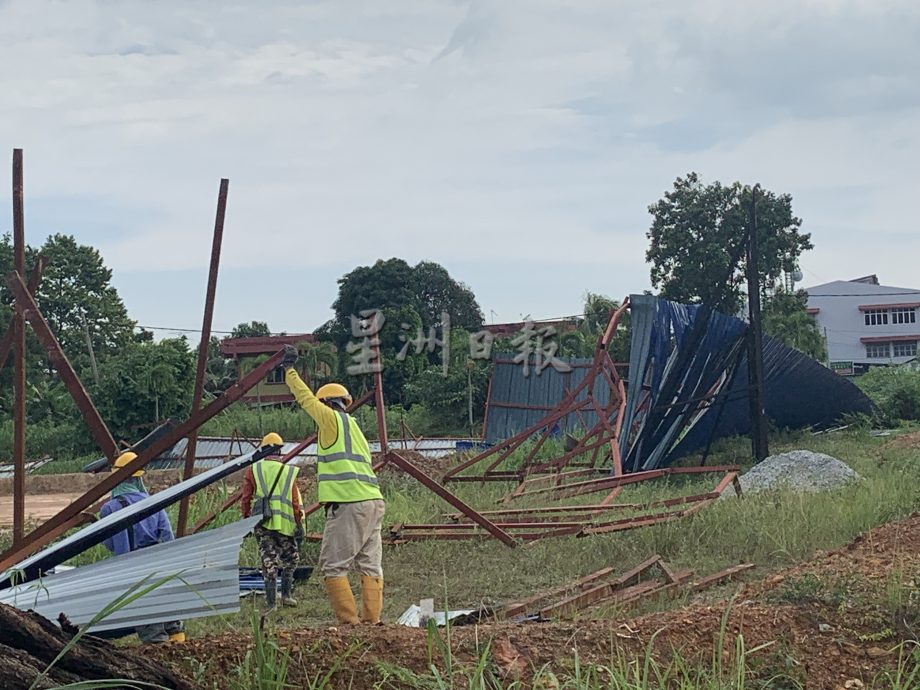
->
xmin=324 ymin=576 xmax=360 ymax=625
xmin=361 ymin=575 xmax=384 ymax=624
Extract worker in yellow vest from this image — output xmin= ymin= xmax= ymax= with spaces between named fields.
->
xmin=280 ymin=344 xmax=385 ymax=625
xmin=241 ymin=432 xmax=305 ymax=612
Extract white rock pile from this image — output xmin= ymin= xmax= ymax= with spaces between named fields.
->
xmin=732 ymin=450 xmax=861 ymax=496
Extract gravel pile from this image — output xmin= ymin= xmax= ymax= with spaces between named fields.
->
xmin=732 ymin=450 xmax=861 ymax=495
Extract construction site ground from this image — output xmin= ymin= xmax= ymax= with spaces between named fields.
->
xmin=3 ymin=428 xmax=920 ymax=687
xmin=150 ymin=508 xmax=920 ymax=689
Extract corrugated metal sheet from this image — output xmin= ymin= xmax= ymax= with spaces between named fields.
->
xmin=623 ymin=294 xmax=875 ymax=469
xmin=0 ymin=448 xmax=264 ymax=588
xmin=483 ymin=356 xmax=611 ymax=444
xmin=149 ymin=437 xmax=475 ymax=470
xmin=0 ymin=458 xmax=52 ymax=478
xmin=0 ymin=517 xmax=259 ymax=632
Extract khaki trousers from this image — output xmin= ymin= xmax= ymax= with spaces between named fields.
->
xmin=319 ymin=499 xmax=385 ymax=578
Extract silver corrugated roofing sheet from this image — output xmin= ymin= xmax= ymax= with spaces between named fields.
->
xmin=0 ymin=448 xmax=262 ymax=587
xmin=149 ymin=437 xmax=476 ymax=470
xmin=0 ymin=517 xmax=259 ymax=632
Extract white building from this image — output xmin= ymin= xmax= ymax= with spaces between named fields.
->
xmin=806 ymin=275 xmax=920 ymax=372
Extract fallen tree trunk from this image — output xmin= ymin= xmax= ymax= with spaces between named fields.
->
xmin=0 ymin=603 xmax=192 ymax=690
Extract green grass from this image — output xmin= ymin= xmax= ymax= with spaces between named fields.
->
xmin=5 ymin=425 xmax=920 ymax=687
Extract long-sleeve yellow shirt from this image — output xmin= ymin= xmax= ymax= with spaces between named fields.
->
xmin=284 ymin=368 xmax=340 ymax=449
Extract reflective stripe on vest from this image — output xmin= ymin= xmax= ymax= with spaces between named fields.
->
xmin=253 ymin=460 xmax=299 ymax=537
xmin=316 ymin=411 xmax=383 ymax=504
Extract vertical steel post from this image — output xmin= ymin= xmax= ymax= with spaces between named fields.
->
xmin=177 ymin=178 xmax=228 ymax=536
xmin=372 ymin=340 xmax=388 ymax=454
xmin=11 ymin=149 xmax=25 ymax=546
xmin=746 ymin=185 xmax=769 ymax=461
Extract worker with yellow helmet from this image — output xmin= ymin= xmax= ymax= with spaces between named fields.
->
xmin=280 ymin=344 xmax=385 ymax=625
xmin=241 ymin=432 xmax=305 ymax=612
xmin=99 ymin=451 xmax=184 ymax=643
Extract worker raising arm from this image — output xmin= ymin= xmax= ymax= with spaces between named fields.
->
xmin=281 ymin=344 xmax=385 ymax=626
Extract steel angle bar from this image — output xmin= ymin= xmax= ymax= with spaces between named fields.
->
xmin=12 ymin=150 xmax=25 ymax=546
xmin=7 ymin=271 xmax=119 ymax=461
xmin=0 ymin=447 xmax=278 ymax=588
xmin=385 ymin=451 xmax=516 ymax=547
xmin=688 ymin=563 xmax=754 ymax=592
xmin=578 ymin=508 xmax=688 ymax=537
xmin=0 ymin=256 xmax=45 ymax=376
xmin=177 ymin=178 xmax=229 ymax=537
xmin=0 ymin=517 xmax=260 ymax=632
xmin=0 ymin=349 xmax=284 ymax=574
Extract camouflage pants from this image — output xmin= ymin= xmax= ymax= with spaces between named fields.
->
xmin=254 ymin=524 xmax=299 ymax=581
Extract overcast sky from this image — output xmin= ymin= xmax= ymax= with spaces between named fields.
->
xmin=2 ymin=0 xmax=918 ymax=338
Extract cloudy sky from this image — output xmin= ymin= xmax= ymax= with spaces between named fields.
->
xmin=1 ymin=0 xmax=918 ymax=338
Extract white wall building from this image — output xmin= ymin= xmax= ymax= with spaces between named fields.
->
xmin=806 ymin=275 xmax=920 ymax=372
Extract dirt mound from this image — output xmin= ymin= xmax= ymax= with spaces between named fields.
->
xmin=152 ymin=513 xmax=920 ymax=688
xmin=885 ymin=430 xmax=920 ymax=451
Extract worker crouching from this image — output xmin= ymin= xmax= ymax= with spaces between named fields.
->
xmin=100 ymin=452 xmax=185 ymax=644
xmin=241 ymin=432 xmax=306 ymax=612
xmin=281 ymin=345 xmax=385 ymax=625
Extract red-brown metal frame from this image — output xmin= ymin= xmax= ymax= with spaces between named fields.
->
xmin=11 ymin=149 xmax=25 ymax=545
xmin=8 ymin=271 xmax=119 ymax=461
xmin=0 ymin=349 xmax=285 ymax=571
xmin=0 ymin=257 xmax=45 ymax=376
xmin=177 ymin=178 xmax=229 ymax=537
xmin=442 ymin=299 xmax=629 ymax=483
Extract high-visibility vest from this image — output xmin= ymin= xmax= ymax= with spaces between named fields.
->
xmin=253 ymin=460 xmax=299 ymax=537
xmin=317 ymin=411 xmax=383 ymax=504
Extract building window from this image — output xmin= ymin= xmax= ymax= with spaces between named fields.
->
xmin=893 ymin=341 xmax=918 ymax=358
xmin=864 ymin=309 xmax=888 ymax=326
xmin=865 ymin=342 xmax=890 ymax=359
xmin=265 ymin=367 xmax=285 ymax=385
xmin=891 ymin=307 xmax=917 ymax=325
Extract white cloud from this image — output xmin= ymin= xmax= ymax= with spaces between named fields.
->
xmin=0 ymin=0 xmax=918 ymax=327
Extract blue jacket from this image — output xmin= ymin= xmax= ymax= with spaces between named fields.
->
xmin=100 ymin=491 xmax=175 ymax=556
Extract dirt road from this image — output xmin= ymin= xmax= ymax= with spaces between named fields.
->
xmin=0 ymin=493 xmax=85 ymax=527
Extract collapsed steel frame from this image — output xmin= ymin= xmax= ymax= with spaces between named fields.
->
xmin=2 ymin=149 xmax=745 ymax=586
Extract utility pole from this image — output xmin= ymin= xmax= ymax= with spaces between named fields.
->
xmin=82 ymin=313 xmax=99 ymax=385
xmin=746 ymin=184 xmax=769 ymax=462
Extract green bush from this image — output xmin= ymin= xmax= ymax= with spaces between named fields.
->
xmin=0 ymin=418 xmax=87 ymax=460
xmin=856 ymin=366 xmax=920 ymax=423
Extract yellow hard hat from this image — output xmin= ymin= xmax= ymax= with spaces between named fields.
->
xmin=315 ymin=383 xmax=352 ymax=407
xmin=112 ymin=451 xmax=144 ymax=477
xmin=260 ymin=432 xmax=284 ymax=449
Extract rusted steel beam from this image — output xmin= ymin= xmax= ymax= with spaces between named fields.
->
xmin=177 ymin=178 xmax=229 ymax=537
xmin=0 ymin=349 xmax=285 ymax=571
xmin=0 ymin=257 xmax=45 ymax=376
xmin=385 ymin=451 xmax=516 ymax=548
xmin=7 ymin=271 xmax=119 ymax=461
xmin=372 ymin=341 xmax=389 ymax=455
xmin=189 ymin=388 xmax=376 ymax=533
xmin=11 ymin=149 xmax=25 ymax=546
xmin=396 ymin=520 xmax=587 ymax=530
xmin=578 ymin=508 xmax=687 ymax=537
xmin=711 ymin=471 xmax=738 ymax=497
xmin=516 ymin=468 xmax=669 ymax=501
xmin=503 ymin=566 xmax=619 ymax=618
xmin=688 ymin=563 xmax=754 ymax=592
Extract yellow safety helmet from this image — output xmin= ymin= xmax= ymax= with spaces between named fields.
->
xmin=260 ymin=432 xmax=284 ymax=449
xmin=112 ymin=451 xmax=144 ymax=477
xmin=315 ymin=383 xmax=352 ymax=407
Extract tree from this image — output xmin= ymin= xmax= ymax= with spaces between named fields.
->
xmin=411 ymin=261 xmax=483 ymax=330
xmin=646 ymin=173 xmax=812 ymax=315
xmin=295 ymin=340 xmax=338 ymax=388
xmin=231 ymin=321 xmax=271 ymax=338
xmin=93 ymin=338 xmax=196 ymax=441
xmin=0 ymin=233 xmax=135 ymax=374
xmin=762 ymin=288 xmax=827 ymax=361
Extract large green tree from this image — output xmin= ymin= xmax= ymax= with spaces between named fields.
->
xmin=646 ymin=173 xmax=812 ymax=314
xmin=322 ymin=258 xmax=484 ymax=404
